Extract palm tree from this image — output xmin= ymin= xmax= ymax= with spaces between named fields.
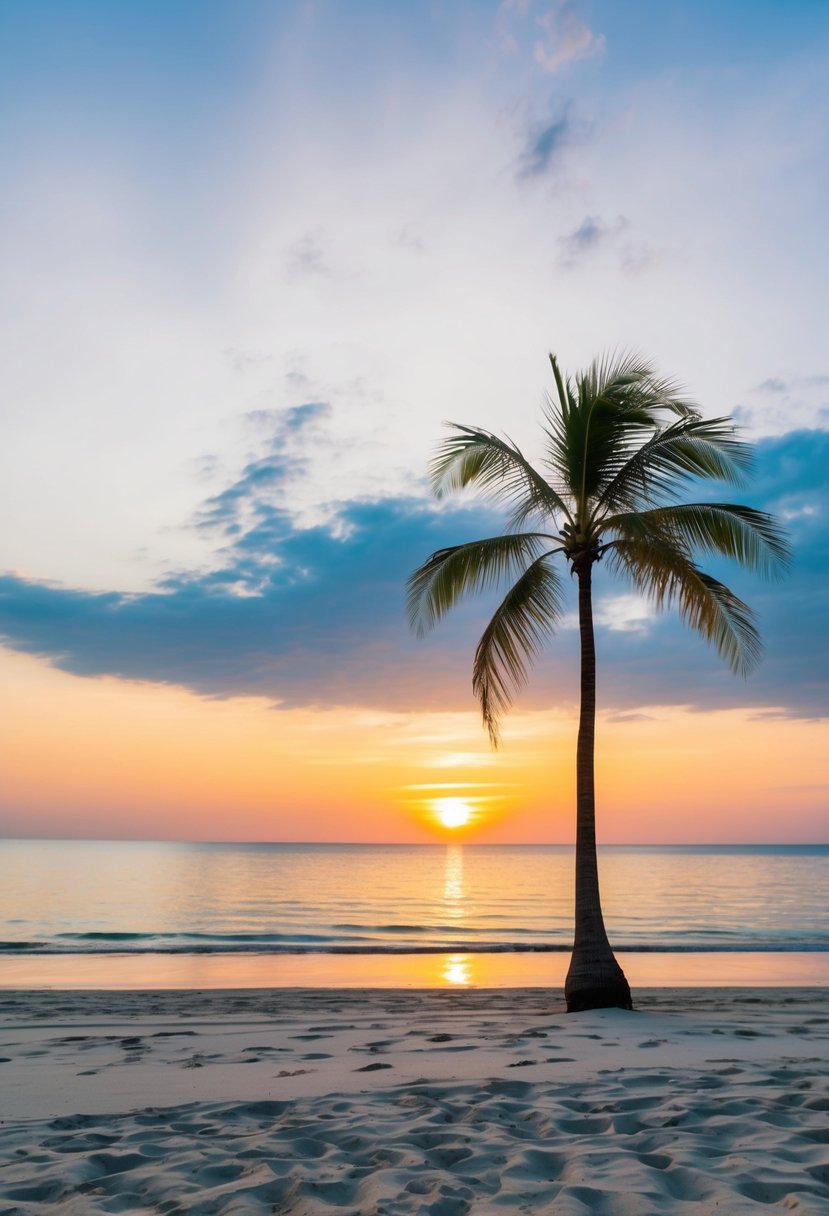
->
xmin=407 ymin=352 xmax=789 ymax=1012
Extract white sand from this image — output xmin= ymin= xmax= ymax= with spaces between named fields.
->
xmin=1 ymin=987 xmax=828 ymax=1214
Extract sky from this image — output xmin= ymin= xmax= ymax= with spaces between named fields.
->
xmin=0 ymin=0 xmax=827 ymax=843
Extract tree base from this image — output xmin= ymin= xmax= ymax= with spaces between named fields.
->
xmin=565 ymin=977 xmax=633 ymax=1012
xmin=565 ymin=952 xmax=633 ymax=1012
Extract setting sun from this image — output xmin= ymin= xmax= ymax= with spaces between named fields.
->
xmin=433 ymin=798 xmax=473 ymax=830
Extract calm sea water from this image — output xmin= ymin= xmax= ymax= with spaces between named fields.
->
xmin=1 ymin=840 xmax=827 ymax=957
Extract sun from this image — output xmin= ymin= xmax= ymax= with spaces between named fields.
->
xmin=433 ymin=797 xmax=473 ymax=830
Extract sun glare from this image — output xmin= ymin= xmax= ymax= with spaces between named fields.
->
xmin=442 ymin=954 xmax=471 ymax=985
xmin=434 ymin=797 xmax=472 ymax=830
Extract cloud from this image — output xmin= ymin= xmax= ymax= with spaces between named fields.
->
xmin=736 ymin=374 xmax=829 ymax=434
xmin=593 ymin=594 xmax=654 ymax=634
xmin=557 ymin=214 xmax=629 ymax=265
xmin=196 ymin=402 xmax=332 ymax=542
xmin=533 ymin=2 xmax=606 ymax=74
xmin=605 ymin=711 xmax=655 ymax=723
xmin=224 ymin=348 xmax=274 ymax=375
xmin=620 ymin=245 xmax=658 ymax=277
xmin=494 ymin=0 xmax=532 ymax=56
xmin=517 ymin=104 xmax=583 ymax=178
xmin=0 ymin=431 xmax=826 ymax=721
xmin=754 ymin=374 xmax=829 ymax=397
xmin=0 ymin=498 xmax=492 ymax=710
xmin=285 ymin=230 xmax=331 ymax=277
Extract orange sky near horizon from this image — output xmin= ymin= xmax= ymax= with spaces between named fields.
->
xmin=1 ymin=647 xmax=826 ymax=844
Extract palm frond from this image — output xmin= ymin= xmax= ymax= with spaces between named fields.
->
xmin=406 ymin=531 xmax=554 ymax=636
xmin=580 ymin=351 xmax=694 ymax=420
xmin=472 ymin=555 xmax=565 ymax=745
xmin=595 ymin=416 xmax=754 ymax=516
xmin=686 ymin=570 xmax=762 ymax=675
xmin=548 ymin=353 xmax=572 ymax=421
xmin=543 ymin=351 xmax=698 ymax=507
xmin=431 ymin=424 xmax=572 ymax=527
xmin=604 ymin=503 xmax=790 ymax=577
xmin=605 ymin=535 xmax=762 ymax=675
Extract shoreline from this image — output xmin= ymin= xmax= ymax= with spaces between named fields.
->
xmin=2 ymin=948 xmax=829 ymax=990
xmin=2 ymin=986 xmax=828 ymax=1213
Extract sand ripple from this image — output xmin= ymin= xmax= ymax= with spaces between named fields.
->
xmin=3 ymin=1063 xmax=829 ymax=1215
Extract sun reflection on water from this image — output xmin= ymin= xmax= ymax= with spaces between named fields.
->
xmin=443 ymin=844 xmax=464 ymax=918
xmin=442 ymin=953 xmax=472 ymax=985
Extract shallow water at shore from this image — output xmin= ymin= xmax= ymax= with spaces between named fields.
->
xmin=2 ymin=948 xmax=828 ymax=990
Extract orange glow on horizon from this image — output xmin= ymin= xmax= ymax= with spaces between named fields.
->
xmin=1 ymin=646 xmax=827 ymax=845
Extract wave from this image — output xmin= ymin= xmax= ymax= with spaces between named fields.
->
xmin=2 ymin=936 xmax=828 ymax=956
xmin=53 ymin=931 xmax=338 ymax=943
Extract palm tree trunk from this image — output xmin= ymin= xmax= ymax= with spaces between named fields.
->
xmin=564 ymin=557 xmax=632 ymax=1012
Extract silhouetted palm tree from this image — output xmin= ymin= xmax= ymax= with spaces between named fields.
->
xmin=408 ymin=352 xmax=789 ymax=1012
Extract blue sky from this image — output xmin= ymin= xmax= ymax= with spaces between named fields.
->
xmin=1 ymin=0 xmax=828 ymax=725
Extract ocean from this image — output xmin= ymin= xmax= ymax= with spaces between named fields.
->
xmin=1 ymin=840 xmax=827 ymax=960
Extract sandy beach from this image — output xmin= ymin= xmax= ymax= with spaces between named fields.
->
xmin=1 ymin=986 xmax=828 ymax=1214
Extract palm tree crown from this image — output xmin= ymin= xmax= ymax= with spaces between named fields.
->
xmin=408 ymin=351 xmax=789 ymax=1011
xmin=409 ymin=352 xmax=788 ymax=742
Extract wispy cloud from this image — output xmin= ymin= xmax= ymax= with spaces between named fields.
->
xmin=736 ymin=373 xmax=829 ymax=434
xmin=224 ymin=347 xmax=274 ymax=375
xmin=557 ymin=214 xmax=629 ymax=265
xmin=517 ymin=104 xmax=584 ymax=178
xmin=533 ymin=2 xmax=606 ymax=74
xmin=285 ymin=230 xmax=331 ymax=278
xmin=754 ymin=373 xmax=829 ymax=395
xmin=196 ymin=402 xmax=332 ymax=547
xmin=495 ymin=0 xmax=532 ymax=56
xmin=594 ymin=594 xmax=655 ymax=634
xmin=606 ymin=711 xmax=655 ymax=723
